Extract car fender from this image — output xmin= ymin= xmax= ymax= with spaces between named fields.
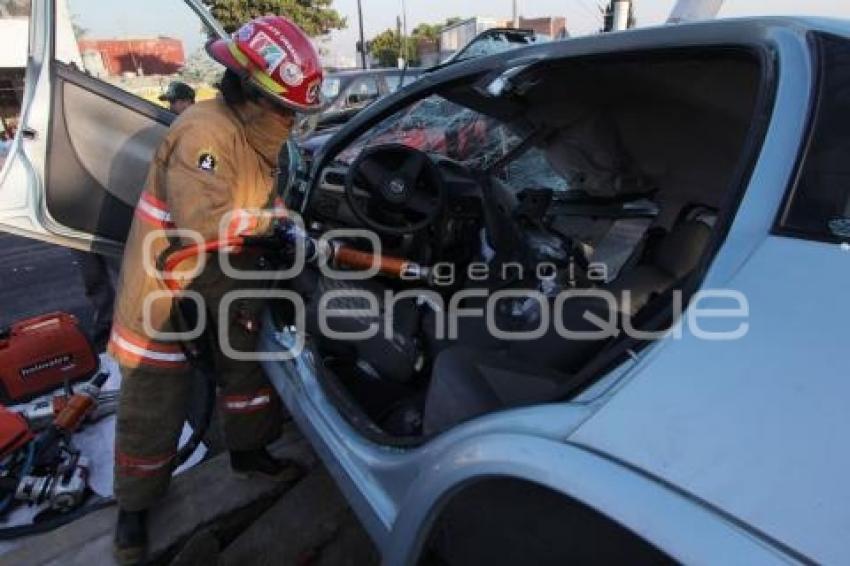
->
xmin=385 ymin=434 xmax=799 ymax=565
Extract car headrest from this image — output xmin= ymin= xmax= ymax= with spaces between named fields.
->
xmin=653 ymin=220 xmax=712 ymax=279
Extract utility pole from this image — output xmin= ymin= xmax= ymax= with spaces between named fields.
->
xmin=401 ymin=0 xmax=408 ymax=68
xmin=396 ymin=15 xmax=404 ymax=69
xmin=396 ymin=0 xmax=409 ymax=69
xmin=612 ymin=0 xmax=631 ymax=31
xmin=667 ymin=0 xmax=724 ymax=23
xmin=356 ymin=0 xmax=366 ymax=69
xmin=512 ymin=0 xmax=519 ymax=28
xmin=603 ymin=0 xmax=633 ymax=32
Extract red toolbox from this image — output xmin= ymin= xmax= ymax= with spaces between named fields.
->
xmin=0 ymin=312 xmax=99 ymax=403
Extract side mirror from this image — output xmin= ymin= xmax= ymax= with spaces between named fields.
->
xmin=347 ymin=93 xmax=361 ymax=105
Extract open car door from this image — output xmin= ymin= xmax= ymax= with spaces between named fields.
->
xmin=0 ymin=0 xmax=227 ymax=255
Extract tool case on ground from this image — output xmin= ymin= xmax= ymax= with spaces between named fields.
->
xmin=0 ymin=312 xmax=98 ymax=403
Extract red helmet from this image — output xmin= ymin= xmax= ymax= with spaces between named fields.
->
xmin=206 ymin=16 xmax=324 ymax=113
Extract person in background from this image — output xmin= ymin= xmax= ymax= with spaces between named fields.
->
xmin=73 ymin=250 xmax=121 ymax=350
xmin=158 ymin=81 xmax=196 ymax=115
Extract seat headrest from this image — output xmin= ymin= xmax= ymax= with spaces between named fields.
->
xmin=653 ymin=220 xmax=711 ymax=279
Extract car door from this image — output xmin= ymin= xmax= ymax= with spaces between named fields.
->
xmin=0 ymin=0 xmax=226 ymax=256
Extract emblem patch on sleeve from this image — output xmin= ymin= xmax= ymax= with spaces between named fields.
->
xmin=197 ymin=150 xmax=218 ymax=173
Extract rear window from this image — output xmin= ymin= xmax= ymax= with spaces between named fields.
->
xmin=779 ymin=34 xmax=850 ymax=241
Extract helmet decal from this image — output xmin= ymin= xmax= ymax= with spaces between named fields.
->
xmin=249 ymin=31 xmax=287 ymax=74
xmin=281 ymin=62 xmax=304 ymax=86
xmin=261 ymin=22 xmax=302 ymax=66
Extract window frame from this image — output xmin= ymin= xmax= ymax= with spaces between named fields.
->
xmin=773 ymin=32 xmax=850 ymax=244
xmin=53 ymin=60 xmax=175 ymax=126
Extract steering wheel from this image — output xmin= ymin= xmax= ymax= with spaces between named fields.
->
xmin=345 ymin=144 xmax=446 ymax=235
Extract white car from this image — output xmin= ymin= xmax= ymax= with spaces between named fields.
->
xmin=2 ymin=2 xmax=849 ymax=564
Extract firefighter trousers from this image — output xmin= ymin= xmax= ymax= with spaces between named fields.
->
xmin=114 ymin=292 xmax=283 ymax=512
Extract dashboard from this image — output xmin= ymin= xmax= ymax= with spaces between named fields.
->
xmin=302 ymin=157 xmax=486 ymax=268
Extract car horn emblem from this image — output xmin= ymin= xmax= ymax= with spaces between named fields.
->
xmin=388 ymin=178 xmax=407 ymax=196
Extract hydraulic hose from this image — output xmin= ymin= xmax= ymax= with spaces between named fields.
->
xmin=156 ymin=239 xmax=246 ymax=467
xmin=158 ymin=228 xmax=427 ymax=466
xmin=161 ymin=237 xmax=245 ymax=292
xmin=162 ymin=235 xmax=426 ymax=290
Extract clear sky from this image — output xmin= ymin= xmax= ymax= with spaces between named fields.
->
xmin=67 ymin=0 xmax=850 ymax=61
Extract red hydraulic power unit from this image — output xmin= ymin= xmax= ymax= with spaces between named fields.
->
xmin=0 ymin=407 xmax=32 ymax=459
xmin=0 ymin=312 xmax=99 ymax=403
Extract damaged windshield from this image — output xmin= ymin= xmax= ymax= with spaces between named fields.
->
xmin=337 ymin=95 xmax=523 ymax=169
xmin=337 ymin=94 xmax=572 ymax=192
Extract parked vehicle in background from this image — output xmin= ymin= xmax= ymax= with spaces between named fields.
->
xmin=436 ymin=27 xmax=549 ymax=68
xmin=295 ymin=68 xmax=423 ymax=169
xmin=318 ymin=68 xmax=424 ymax=125
xmin=438 ymin=16 xmax=503 ymax=61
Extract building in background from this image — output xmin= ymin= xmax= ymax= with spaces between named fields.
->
xmin=516 ymin=16 xmax=567 ymax=39
xmin=77 ymin=37 xmax=185 ymax=78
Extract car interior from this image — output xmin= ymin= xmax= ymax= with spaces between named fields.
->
xmin=280 ymin=47 xmax=767 ymax=440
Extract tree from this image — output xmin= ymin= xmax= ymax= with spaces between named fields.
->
xmin=411 ymin=23 xmax=440 ymax=42
xmin=370 ymin=17 xmax=460 ymax=68
xmin=369 ymin=29 xmax=419 ymax=68
xmin=411 ymin=17 xmax=462 ymax=41
xmin=201 ymin=0 xmax=346 ymax=37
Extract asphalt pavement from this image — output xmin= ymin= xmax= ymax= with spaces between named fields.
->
xmin=0 ymin=232 xmax=95 ymax=332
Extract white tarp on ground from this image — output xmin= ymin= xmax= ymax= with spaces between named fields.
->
xmin=0 ymin=353 xmax=205 ymax=550
xmin=0 ymin=19 xmax=28 ymax=69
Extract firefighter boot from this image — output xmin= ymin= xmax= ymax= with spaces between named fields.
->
xmin=230 ymin=447 xmax=302 ymax=482
xmin=114 ymin=508 xmax=148 ymax=565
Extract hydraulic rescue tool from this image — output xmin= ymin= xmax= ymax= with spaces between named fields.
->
xmin=0 ymin=371 xmax=110 ymax=518
xmin=158 ymin=218 xmax=429 ymax=468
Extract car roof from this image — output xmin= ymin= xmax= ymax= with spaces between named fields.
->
xmin=326 ymin=68 xmax=424 ymax=79
xmin=431 ymin=16 xmax=850 ymax=73
xmin=317 ymin=17 xmax=847 ymax=172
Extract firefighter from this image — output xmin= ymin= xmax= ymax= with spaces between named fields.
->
xmin=109 ymin=17 xmax=324 ymax=564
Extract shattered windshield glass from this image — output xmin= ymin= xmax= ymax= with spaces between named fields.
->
xmin=455 ymin=30 xmax=550 ymax=63
xmin=337 ymin=95 xmax=522 ymax=169
xmin=336 ymin=95 xmax=572 ymax=192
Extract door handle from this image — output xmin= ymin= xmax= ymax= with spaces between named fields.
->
xmin=21 ymin=127 xmax=37 ymax=140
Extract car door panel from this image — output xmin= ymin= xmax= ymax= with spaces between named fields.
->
xmin=46 ymin=64 xmax=173 ymax=243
